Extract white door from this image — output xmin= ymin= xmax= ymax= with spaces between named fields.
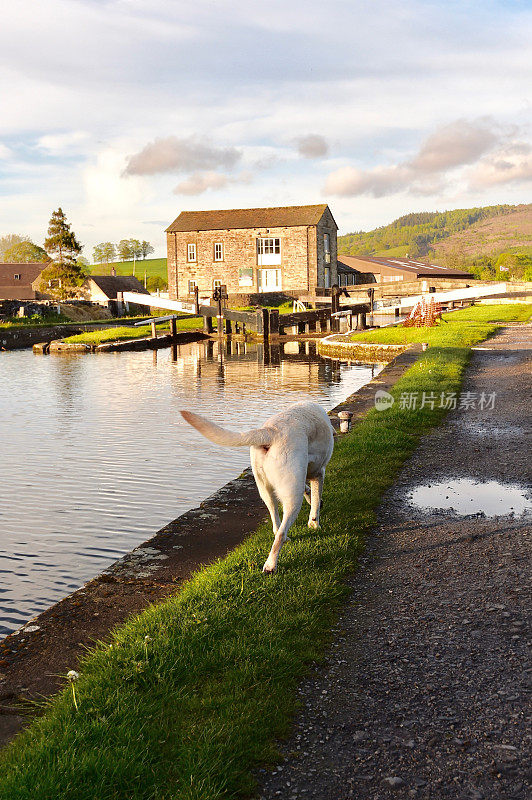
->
xmin=259 ymin=269 xmax=282 ymax=292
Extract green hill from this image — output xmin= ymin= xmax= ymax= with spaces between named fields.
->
xmin=88 ymin=257 xmax=168 ymax=289
xmin=338 ymin=203 xmax=532 ymax=280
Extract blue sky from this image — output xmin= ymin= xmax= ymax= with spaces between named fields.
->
xmin=0 ymin=0 xmax=531 ymax=258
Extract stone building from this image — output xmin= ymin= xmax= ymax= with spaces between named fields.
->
xmin=165 ymin=204 xmax=338 ymax=299
xmin=0 ymin=262 xmax=49 ymax=300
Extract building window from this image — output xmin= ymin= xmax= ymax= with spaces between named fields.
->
xmin=239 ymin=268 xmax=253 ymax=287
xmin=214 ymin=242 xmax=223 ymax=261
xmin=257 ymin=238 xmax=280 ymax=255
xmin=14 ymin=274 xmax=21 ymax=280
xmin=188 ymin=280 xmax=197 ymax=294
xmin=323 ymin=233 xmax=330 ymax=254
xmin=187 ymin=243 xmax=197 ymax=262
xmin=213 ymin=279 xmax=222 ymax=290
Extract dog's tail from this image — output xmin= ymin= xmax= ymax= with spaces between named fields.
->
xmin=180 ymin=410 xmax=274 ymax=448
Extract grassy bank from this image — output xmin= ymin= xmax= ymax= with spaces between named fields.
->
xmin=62 ymin=316 xmax=203 ymax=345
xmin=0 ymin=304 xmax=529 ymax=800
xmin=349 ymin=303 xmax=532 ymax=346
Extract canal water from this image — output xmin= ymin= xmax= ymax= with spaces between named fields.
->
xmin=0 ymin=340 xmax=382 ymax=637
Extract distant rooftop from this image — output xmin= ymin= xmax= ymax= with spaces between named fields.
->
xmin=337 ymin=254 xmax=472 ymax=278
xmin=87 ymin=275 xmax=149 ymax=299
xmin=166 ymin=204 xmax=334 ymax=232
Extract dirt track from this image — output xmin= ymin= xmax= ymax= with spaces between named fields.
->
xmin=259 ymin=325 xmax=531 ymax=800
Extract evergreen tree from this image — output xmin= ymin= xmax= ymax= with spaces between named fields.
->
xmin=39 ymin=208 xmax=86 ymax=299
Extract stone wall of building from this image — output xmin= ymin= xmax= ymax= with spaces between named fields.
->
xmin=316 ymin=207 xmax=338 ymax=287
xmin=167 ymin=216 xmax=338 ymax=300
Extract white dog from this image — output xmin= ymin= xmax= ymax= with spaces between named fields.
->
xmin=180 ymin=401 xmax=334 ymax=573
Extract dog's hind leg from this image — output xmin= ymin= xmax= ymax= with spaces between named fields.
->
xmin=304 ymin=484 xmax=311 ymax=505
xmin=262 ymin=500 xmax=302 ymax=574
xmin=256 ymin=479 xmax=281 ymax=534
xmin=308 ymin=469 xmax=325 ymax=529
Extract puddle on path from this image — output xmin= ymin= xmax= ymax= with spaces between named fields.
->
xmin=408 ymin=479 xmax=532 ymax=518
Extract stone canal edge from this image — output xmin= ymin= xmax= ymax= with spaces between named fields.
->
xmin=0 ymin=346 xmax=421 ymax=749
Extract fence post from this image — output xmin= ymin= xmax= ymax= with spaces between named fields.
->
xmin=170 ymin=316 xmax=177 ymax=339
xmin=269 ymin=309 xmax=280 ymax=336
xmin=262 ymin=308 xmax=270 ymax=343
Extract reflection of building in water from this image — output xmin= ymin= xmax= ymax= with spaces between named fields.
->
xmin=167 ymin=339 xmax=347 ymax=400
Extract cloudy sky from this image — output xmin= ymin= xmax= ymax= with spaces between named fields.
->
xmin=1 ymin=0 xmax=531 ymax=258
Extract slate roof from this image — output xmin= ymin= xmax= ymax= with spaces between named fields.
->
xmin=0 ymin=262 xmax=48 ymax=287
xmin=87 ymin=275 xmax=150 ymax=299
xmin=337 ymin=255 xmax=472 ymax=278
xmin=166 ymin=204 xmax=334 ymax=232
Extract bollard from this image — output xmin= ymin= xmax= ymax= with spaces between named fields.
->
xmin=338 ymin=410 xmax=353 ymax=433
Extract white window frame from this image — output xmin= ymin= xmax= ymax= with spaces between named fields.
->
xmin=213 ymin=279 xmax=222 ymax=290
xmin=323 ymin=233 xmax=330 ymax=254
xmin=187 ymin=243 xmax=197 ymax=262
xmin=14 ymin=273 xmax=21 ymax=280
xmin=257 ymin=237 xmax=280 ymax=255
xmin=188 ymin=279 xmax=197 ymax=294
xmin=214 ymin=242 xmax=223 ymax=262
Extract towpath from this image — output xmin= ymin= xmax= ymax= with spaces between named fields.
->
xmin=259 ymin=324 xmax=531 ymax=800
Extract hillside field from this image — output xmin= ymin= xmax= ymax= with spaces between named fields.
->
xmin=88 ymin=257 xmax=168 ymax=283
xmin=338 ymin=203 xmax=531 ymax=262
xmin=431 ymin=205 xmax=532 ymax=260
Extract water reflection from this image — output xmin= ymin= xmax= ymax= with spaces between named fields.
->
xmin=0 ymin=341 xmax=381 ymax=637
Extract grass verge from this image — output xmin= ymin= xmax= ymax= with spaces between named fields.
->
xmin=0 ymin=304 xmax=529 ymax=800
xmin=62 ymin=316 xmax=203 ymax=345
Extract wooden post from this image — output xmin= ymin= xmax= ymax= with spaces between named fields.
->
xmin=194 ymin=286 xmax=200 ymax=315
xmin=269 ymin=309 xmax=280 ymax=337
xmin=170 ymin=316 xmax=177 ymax=339
xmin=151 ymin=320 xmax=157 ymax=339
xmin=262 ymin=308 xmax=270 ymax=344
xmin=203 ymin=315 xmax=214 ymax=333
xmin=225 ymin=318 xmax=232 ymax=335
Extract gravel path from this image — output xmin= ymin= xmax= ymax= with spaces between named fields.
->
xmin=258 ymin=324 xmax=531 ymax=800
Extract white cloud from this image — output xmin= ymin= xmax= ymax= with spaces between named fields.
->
xmin=37 ymin=131 xmax=91 ymax=155
xmin=0 ymin=1 xmax=531 ymax=252
xmin=409 ymin=119 xmax=497 ymax=173
xmin=324 ymin=118 xmax=530 ymax=199
xmin=174 ymin=171 xmax=252 ymax=195
xmin=295 ymin=135 xmax=329 ymax=159
xmin=468 ymin=142 xmax=532 ymax=189
xmin=124 ymin=136 xmax=241 ymax=176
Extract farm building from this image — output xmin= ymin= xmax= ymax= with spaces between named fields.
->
xmin=336 ymin=255 xmax=472 ymax=284
xmin=166 ymin=204 xmax=338 ymax=299
xmin=81 ymin=275 xmax=149 ymax=311
xmin=0 ymin=262 xmax=49 ymax=300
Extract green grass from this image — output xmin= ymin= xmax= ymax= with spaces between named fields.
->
xmin=88 ymin=258 xmax=168 ymax=282
xmin=349 ymin=303 xmax=532 ymax=346
xmin=0 ymin=304 xmax=530 ymax=800
xmin=62 ymin=316 xmax=203 ymax=345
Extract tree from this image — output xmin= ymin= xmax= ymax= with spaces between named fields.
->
xmin=2 ymin=240 xmax=49 ymax=263
xmin=0 ymin=233 xmax=29 ymax=261
xmin=117 ymin=239 xmax=133 ymax=261
xmin=39 ymin=208 xmax=86 ymax=299
xmin=93 ymin=242 xmax=117 ymax=266
xmin=141 ymin=240 xmax=154 ymax=259
xmin=146 ymin=275 xmax=168 ymax=292
xmin=495 ymin=252 xmax=532 ymax=280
